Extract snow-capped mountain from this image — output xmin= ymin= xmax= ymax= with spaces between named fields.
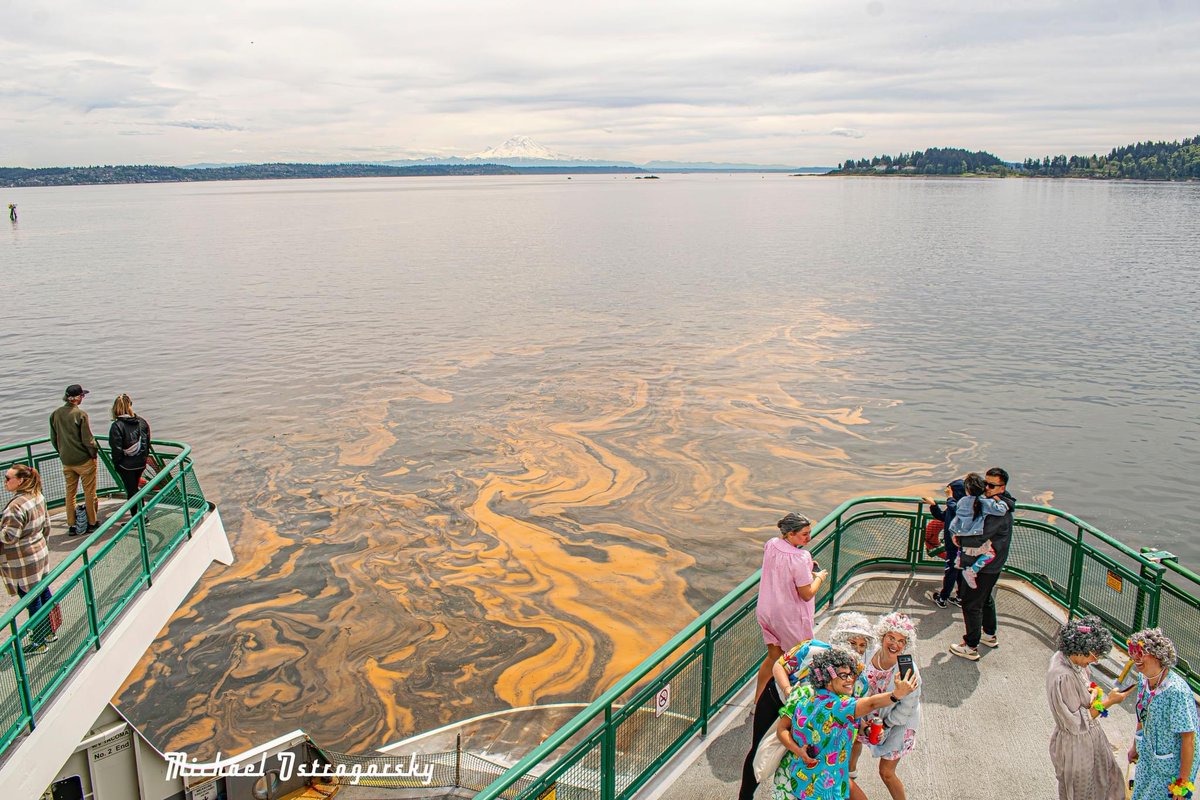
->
xmin=467 ymin=136 xmax=581 ymax=161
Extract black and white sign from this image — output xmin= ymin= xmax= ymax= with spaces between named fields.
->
xmin=654 ymin=684 xmax=671 ymax=718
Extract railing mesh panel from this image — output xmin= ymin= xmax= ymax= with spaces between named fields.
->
xmin=20 ymin=576 xmax=90 ymax=707
xmin=709 ymin=602 xmax=765 ymax=709
xmin=0 ymin=637 xmax=26 ymax=744
xmin=1005 ymin=519 xmax=1074 ymax=593
xmin=1158 ymin=581 xmax=1200 ymax=685
xmin=545 ymin=736 xmax=603 ymax=800
xmin=144 ymin=480 xmax=189 ymax=570
xmin=837 ymin=514 xmax=910 ymax=577
xmin=89 ymin=530 xmax=147 ymax=629
xmin=1076 ymin=554 xmax=1144 ymax=635
xmin=613 ymin=651 xmax=703 ymax=796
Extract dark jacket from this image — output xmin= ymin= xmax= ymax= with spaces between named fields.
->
xmin=109 ymin=415 xmax=151 ymax=471
xmin=49 ymin=402 xmax=98 ymax=466
xmin=978 ymin=491 xmax=1016 ymax=575
xmin=929 ymin=480 xmax=967 ymax=549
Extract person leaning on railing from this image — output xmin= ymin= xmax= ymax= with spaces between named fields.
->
xmin=770 ymin=646 xmax=917 ymax=800
xmin=1045 ymin=615 xmax=1131 ymax=800
xmin=1 ymin=464 xmax=55 ymax=655
xmin=1126 ymin=628 xmax=1198 ymax=800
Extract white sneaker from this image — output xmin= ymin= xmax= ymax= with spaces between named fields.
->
xmin=979 ymin=634 xmax=998 ymax=648
xmin=950 ymin=642 xmax=980 ymax=661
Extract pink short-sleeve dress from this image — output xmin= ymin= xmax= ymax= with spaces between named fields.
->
xmin=755 ymin=536 xmax=815 ymax=650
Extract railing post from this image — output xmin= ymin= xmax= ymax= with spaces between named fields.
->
xmin=700 ymin=620 xmax=713 ymax=736
xmin=137 ymin=504 xmax=153 ymax=586
xmin=454 ymin=733 xmax=462 ymax=788
xmin=602 ymin=704 xmax=616 ymax=800
xmin=911 ymin=501 xmax=925 ymax=568
xmin=82 ymin=552 xmax=102 ymax=650
xmin=180 ymin=464 xmax=193 ymax=538
xmin=1137 ymin=549 xmax=1173 ymax=630
xmin=828 ymin=514 xmax=843 ymax=597
xmin=9 ymin=619 xmax=35 ymax=731
xmin=1066 ymin=525 xmax=1086 ymax=618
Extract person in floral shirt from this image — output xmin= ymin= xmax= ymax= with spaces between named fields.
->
xmin=772 ymin=646 xmax=917 ymax=800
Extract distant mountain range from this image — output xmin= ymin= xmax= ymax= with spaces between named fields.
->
xmin=182 ymin=136 xmax=829 ymax=172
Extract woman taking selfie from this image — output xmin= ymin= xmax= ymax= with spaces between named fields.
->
xmin=860 ymin=612 xmax=922 ymax=800
xmin=771 ymin=646 xmax=917 ymax=800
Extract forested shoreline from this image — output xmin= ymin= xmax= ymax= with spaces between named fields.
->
xmin=831 ymin=136 xmax=1200 ymax=180
xmin=0 ymin=162 xmax=646 ymax=188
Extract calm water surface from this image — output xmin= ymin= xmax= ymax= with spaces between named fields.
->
xmin=3 ymin=174 xmax=1198 ymax=754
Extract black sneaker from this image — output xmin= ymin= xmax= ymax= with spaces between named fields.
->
xmin=924 ymin=589 xmax=948 ymax=609
xmin=949 ymin=594 xmax=962 ymax=607
xmin=85 ymin=522 xmax=100 ymax=534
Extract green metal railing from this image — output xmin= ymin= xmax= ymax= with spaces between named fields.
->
xmin=0 ymin=436 xmax=209 ymax=758
xmin=475 ymin=496 xmax=1200 ymax=800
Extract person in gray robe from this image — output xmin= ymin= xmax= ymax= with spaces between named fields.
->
xmin=1046 ymin=615 xmax=1133 ymax=800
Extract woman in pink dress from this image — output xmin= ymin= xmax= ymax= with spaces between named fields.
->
xmin=755 ymin=512 xmax=829 ymax=698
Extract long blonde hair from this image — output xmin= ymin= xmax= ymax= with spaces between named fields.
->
xmin=5 ymin=463 xmax=42 ymax=495
xmin=112 ymin=393 xmax=136 ymax=419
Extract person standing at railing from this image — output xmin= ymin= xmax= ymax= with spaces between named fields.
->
xmin=1045 ymin=616 xmax=1132 ymax=800
xmin=49 ymin=383 xmax=99 ymax=536
xmin=950 ymin=467 xmax=1015 ymax=662
xmin=109 ymin=394 xmax=151 ymax=513
xmin=755 ymin=513 xmax=829 ymax=699
xmin=2 ymin=464 xmax=54 ymax=655
xmin=922 ymin=478 xmax=966 ymax=609
xmin=1126 ymin=628 xmax=1198 ymax=800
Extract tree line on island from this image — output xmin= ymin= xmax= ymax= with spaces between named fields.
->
xmin=831 ymin=135 xmax=1200 ymax=180
xmin=0 ymin=162 xmax=646 ymax=188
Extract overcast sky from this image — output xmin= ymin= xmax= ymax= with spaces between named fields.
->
xmin=2 ymin=0 xmax=1197 ymax=167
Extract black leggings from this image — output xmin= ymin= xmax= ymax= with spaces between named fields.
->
xmin=739 ymin=681 xmax=784 ymax=800
xmin=117 ymin=466 xmax=145 ymax=509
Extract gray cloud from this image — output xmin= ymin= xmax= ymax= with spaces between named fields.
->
xmin=160 ymin=120 xmax=245 ymax=131
xmin=1 ymin=0 xmax=1198 ymax=166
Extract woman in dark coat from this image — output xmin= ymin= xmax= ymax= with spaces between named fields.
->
xmin=109 ymin=394 xmax=151 ymax=509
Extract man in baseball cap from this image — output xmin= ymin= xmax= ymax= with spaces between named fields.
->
xmin=49 ymin=384 xmax=99 ymax=534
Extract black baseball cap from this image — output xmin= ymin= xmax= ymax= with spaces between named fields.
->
xmin=65 ymin=384 xmax=89 ymax=398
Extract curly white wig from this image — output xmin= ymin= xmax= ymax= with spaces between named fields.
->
xmin=806 ymin=646 xmax=863 ymax=691
xmin=1057 ymin=616 xmax=1113 ymax=658
xmin=874 ymin=611 xmax=917 ymax=652
xmin=1127 ymin=627 xmax=1177 ymax=669
xmin=829 ymin=612 xmax=875 ymax=649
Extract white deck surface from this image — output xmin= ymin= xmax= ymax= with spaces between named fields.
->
xmin=651 ymin=574 xmax=1138 ymax=800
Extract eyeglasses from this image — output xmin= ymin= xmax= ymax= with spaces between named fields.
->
xmin=985 ymin=481 xmax=1003 ymax=489
xmin=833 ymin=671 xmax=853 ymax=680
xmin=3 ymin=473 xmax=18 ymax=482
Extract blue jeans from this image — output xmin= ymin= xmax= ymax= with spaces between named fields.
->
xmin=17 ymin=585 xmax=55 ymax=643
xmin=939 ymin=530 xmax=963 ymax=600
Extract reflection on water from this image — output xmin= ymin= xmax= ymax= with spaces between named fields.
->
xmin=4 ymin=174 xmax=1199 ymax=755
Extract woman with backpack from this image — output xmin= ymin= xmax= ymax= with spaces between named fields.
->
xmin=109 ymin=394 xmax=151 ymax=510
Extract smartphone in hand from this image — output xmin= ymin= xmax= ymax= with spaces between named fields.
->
xmin=895 ymin=653 xmax=915 ymax=682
